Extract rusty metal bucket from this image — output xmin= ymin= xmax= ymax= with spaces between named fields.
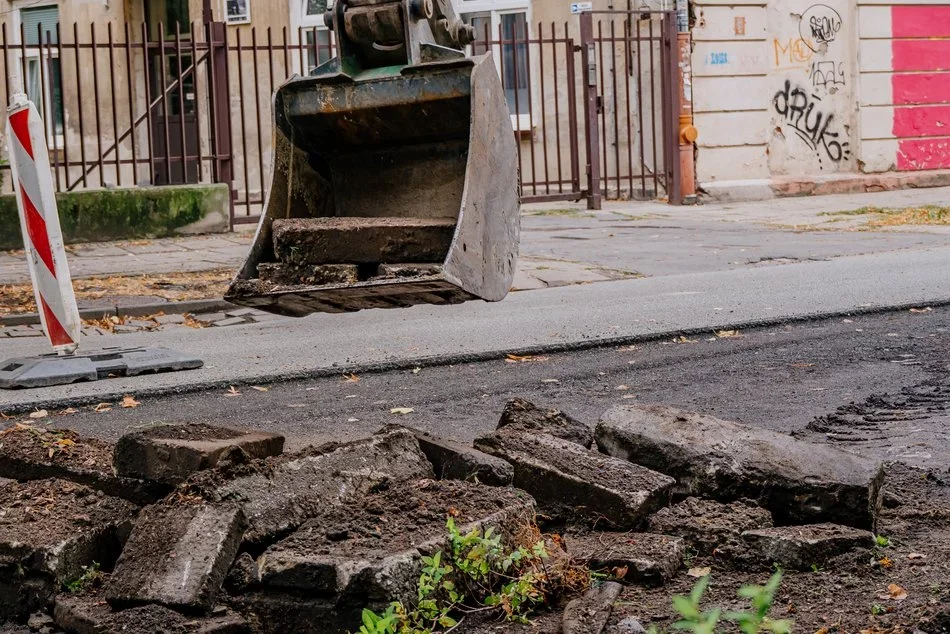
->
xmin=226 ymin=52 xmax=520 ymax=316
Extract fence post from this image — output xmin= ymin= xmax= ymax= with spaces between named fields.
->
xmin=207 ymin=21 xmax=235 ymax=224
xmin=579 ymin=12 xmax=602 ymax=211
xmin=661 ymin=13 xmax=682 ymax=205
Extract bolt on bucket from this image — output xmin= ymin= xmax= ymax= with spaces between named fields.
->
xmin=227 ymin=0 xmax=520 ymax=316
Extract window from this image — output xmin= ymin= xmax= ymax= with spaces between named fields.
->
xmin=14 ymin=4 xmax=64 ymax=146
xmin=225 ymin=0 xmax=251 ymax=24
xmin=299 ymin=0 xmax=332 ymax=73
xmin=461 ymin=6 xmax=532 ymax=128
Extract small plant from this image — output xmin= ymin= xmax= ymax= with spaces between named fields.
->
xmin=874 ymin=535 xmax=890 ymax=548
xmin=64 ymin=562 xmax=103 ymax=593
xmin=667 ymin=572 xmax=792 ymax=634
xmin=870 ymin=603 xmax=886 ymax=616
xmin=809 ymin=564 xmax=822 ymax=573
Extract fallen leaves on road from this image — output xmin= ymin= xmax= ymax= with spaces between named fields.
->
xmin=390 ymin=407 xmax=414 ymax=415
xmin=885 ymin=584 xmax=908 ymax=601
xmin=29 ymin=409 xmax=49 ymax=419
xmin=251 ymin=386 xmax=269 ymax=392
xmin=60 ymin=407 xmax=78 ymax=415
xmin=506 ymin=353 xmax=548 ymax=363
xmin=715 ymin=329 xmax=740 ymax=338
xmin=910 ymin=307 xmax=932 ymax=313
xmin=121 ymin=395 xmax=141 ymax=409
xmin=907 ymin=553 xmax=926 ymax=560
xmin=93 ymin=403 xmax=112 ymax=413
xmin=343 ymin=373 xmax=360 ymax=383
xmin=225 ymin=386 xmax=241 ymax=397
xmin=671 ymin=335 xmax=698 ymax=344
xmin=541 ymin=378 xmax=560 ymax=384
xmin=615 ymin=384 xmax=630 ymax=391
xmin=411 ymin=367 xmax=421 ymax=375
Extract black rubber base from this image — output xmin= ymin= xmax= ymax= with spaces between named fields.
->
xmin=0 ymin=347 xmax=203 ymax=389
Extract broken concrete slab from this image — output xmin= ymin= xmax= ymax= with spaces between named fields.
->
xmin=740 ymin=523 xmax=875 ymax=571
xmin=257 ymin=479 xmax=534 ymax=604
xmin=498 ymin=398 xmax=594 ymax=448
xmin=191 ymin=429 xmax=435 ymax=546
xmin=228 ymin=593 xmax=362 ymax=634
xmin=597 ymin=404 xmax=885 ymax=529
xmin=562 ymin=581 xmax=623 ymax=634
xmin=225 ymin=553 xmax=260 ymax=594
xmin=113 ymin=423 xmax=285 ymax=485
xmin=379 ymin=424 xmax=513 ymax=486
xmin=647 ymin=497 xmax=773 ymax=555
xmin=565 ymin=533 xmax=683 ymax=586
xmin=0 ymin=480 xmax=137 ymax=621
xmin=0 ymin=426 xmax=169 ymax=504
xmin=54 ymin=594 xmax=248 ymax=634
xmin=257 ymin=263 xmax=359 ymax=287
xmin=105 ymin=504 xmax=246 ymax=613
xmin=474 ymin=429 xmax=674 ymax=529
xmin=272 ymin=217 xmax=457 ymax=265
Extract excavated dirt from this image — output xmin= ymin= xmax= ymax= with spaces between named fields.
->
xmin=608 ymin=463 xmax=950 ymax=633
xmin=132 ymin=424 xmax=246 ymax=442
xmin=0 ymin=426 xmax=114 ymax=478
xmin=0 ymin=479 xmax=136 ymax=550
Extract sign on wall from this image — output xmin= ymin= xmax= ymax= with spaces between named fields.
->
xmin=226 ymin=0 xmax=251 ymax=24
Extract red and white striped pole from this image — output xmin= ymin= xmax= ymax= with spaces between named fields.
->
xmin=6 ymin=93 xmax=81 ymax=354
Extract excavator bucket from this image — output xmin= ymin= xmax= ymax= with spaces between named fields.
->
xmin=226 ymin=0 xmax=520 ymax=317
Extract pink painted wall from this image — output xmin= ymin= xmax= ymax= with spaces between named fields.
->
xmin=892 ymin=6 xmax=950 ymax=170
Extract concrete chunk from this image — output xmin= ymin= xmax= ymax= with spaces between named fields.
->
xmin=257 ymin=263 xmax=359 ymax=287
xmin=257 ymin=480 xmax=534 ymax=604
xmin=105 ymin=504 xmax=246 ymax=613
xmin=0 ymin=479 xmax=137 ymax=621
xmin=379 ymin=424 xmax=513 ymax=486
xmin=597 ymin=404 xmax=885 ymax=529
xmin=272 ymin=217 xmax=457 ymax=265
xmin=0 ymin=426 xmax=168 ymax=504
xmin=648 ymin=497 xmax=773 ymax=555
xmin=196 ymin=429 xmax=434 ymax=546
xmin=54 ymin=594 xmax=249 ymax=634
xmin=565 ymin=532 xmax=683 ymax=586
xmin=741 ymin=523 xmax=875 ymax=570
xmin=562 ymin=581 xmax=623 ymax=634
xmin=498 ymin=398 xmax=594 ymax=448
xmin=113 ymin=423 xmax=285 ymax=485
xmin=474 ymin=430 xmax=674 ymax=529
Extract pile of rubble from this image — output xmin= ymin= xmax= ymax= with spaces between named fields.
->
xmin=0 ymin=397 xmax=942 ymax=634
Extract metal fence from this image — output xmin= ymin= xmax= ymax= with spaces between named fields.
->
xmin=0 ymin=12 xmax=679 ymax=228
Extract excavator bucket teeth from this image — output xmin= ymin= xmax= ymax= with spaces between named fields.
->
xmin=226 ymin=53 xmax=520 ymax=317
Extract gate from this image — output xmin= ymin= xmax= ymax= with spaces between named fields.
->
xmin=0 ymin=10 xmax=681 ymax=229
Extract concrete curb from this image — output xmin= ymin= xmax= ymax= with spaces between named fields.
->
xmin=0 ymin=299 xmax=235 ymax=327
xmin=3 ymin=298 xmax=947 ymax=415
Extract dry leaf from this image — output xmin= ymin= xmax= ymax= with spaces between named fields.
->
xmin=621 ymin=394 xmax=637 ymax=399
xmin=225 ymin=386 xmax=241 ymax=397
xmin=907 ymin=553 xmax=926 ymax=560
xmin=60 ymin=407 xmax=78 ymax=415
xmin=610 ymin=565 xmax=628 ymax=580
xmin=94 ymin=403 xmax=112 ymax=413
xmin=251 ymin=386 xmax=269 ymax=392
xmin=715 ymin=329 xmax=740 ymax=338
xmin=541 ymin=379 xmax=560 ymax=384
xmin=343 ymin=373 xmax=360 ymax=383
xmin=615 ymin=384 xmax=630 ymax=391
xmin=347 ymin=417 xmax=359 ymax=422
xmin=390 ymin=407 xmax=414 ymax=415
xmin=673 ymin=335 xmax=697 ymax=344
xmin=506 ymin=353 xmax=548 ymax=363
xmin=121 ymin=395 xmax=141 ymax=409
xmin=0 ymin=412 xmax=12 ymax=420
xmin=910 ymin=307 xmax=932 ymax=313
xmin=29 ymin=409 xmax=49 ymax=419
xmin=879 ymin=556 xmax=893 ymax=569
xmin=887 ymin=583 xmax=908 ymax=601
xmin=411 ymin=368 xmax=421 ymax=375
xmin=687 ymin=567 xmax=711 ymax=578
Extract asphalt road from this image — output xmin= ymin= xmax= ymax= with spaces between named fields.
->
xmin=3 ymin=245 xmax=950 ymax=411
xmin=9 ymin=305 xmax=947 ymax=468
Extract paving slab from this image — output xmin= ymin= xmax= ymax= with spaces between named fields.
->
xmin=597 ymin=404 xmax=885 ymax=530
xmin=0 ymin=426 xmax=169 ymax=504
xmin=564 ymin=533 xmax=684 ymax=586
xmin=54 ymin=593 xmax=248 ymax=634
xmin=113 ymin=423 xmax=284 ymax=485
xmin=379 ymin=424 xmax=513 ymax=486
xmin=105 ymin=504 xmax=247 ymax=613
xmin=740 ymin=523 xmax=875 ymax=570
xmin=191 ymin=429 xmax=435 ymax=546
xmin=227 ymin=593 xmax=361 ymax=634
xmin=0 ymin=480 xmax=137 ymax=621
xmin=562 ymin=581 xmax=623 ymax=634
xmin=647 ymin=497 xmax=774 ymax=555
xmin=257 ymin=479 xmax=535 ymax=604
xmin=497 ymin=398 xmax=594 ymax=448
xmin=474 ymin=429 xmax=674 ymax=529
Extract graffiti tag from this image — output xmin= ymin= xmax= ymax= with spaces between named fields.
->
xmin=810 ymin=61 xmax=845 ymax=87
xmin=773 ymin=80 xmax=850 ymax=163
xmin=773 ymin=38 xmax=813 ymax=67
xmin=800 ymin=4 xmax=842 ymax=52
xmin=734 ymin=16 xmax=746 ymax=36
xmin=707 ymin=52 xmax=729 ymax=65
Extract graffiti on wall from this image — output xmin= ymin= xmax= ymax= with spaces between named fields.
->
xmin=810 ymin=61 xmax=845 ymax=87
xmin=773 ymin=38 xmax=814 ymax=68
xmin=800 ymin=4 xmax=842 ymax=52
xmin=773 ymin=80 xmax=850 ymax=163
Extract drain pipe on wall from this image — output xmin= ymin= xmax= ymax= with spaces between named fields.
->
xmin=676 ymin=0 xmax=698 ymax=203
